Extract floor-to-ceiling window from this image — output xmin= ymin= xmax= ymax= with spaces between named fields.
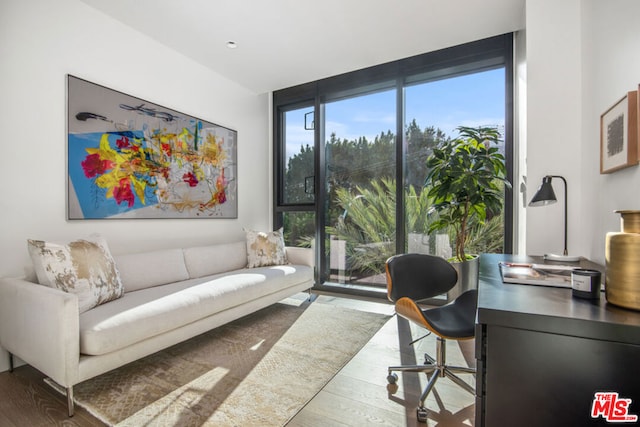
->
xmin=274 ymin=34 xmax=513 ymax=297
xmin=323 ymin=88 xmax=397 ymax=289
xmin=404 ymin=68 xmax=507 ymax=260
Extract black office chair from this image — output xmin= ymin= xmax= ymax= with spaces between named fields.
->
xmin=385 ymin=253 xmax=477 ymax=423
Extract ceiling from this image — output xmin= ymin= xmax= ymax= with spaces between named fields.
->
xmin=80 ymin=0 xmax=525 ymax=94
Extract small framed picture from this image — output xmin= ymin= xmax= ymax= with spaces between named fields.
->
xmin=600 ymin=91 xmax=638 ymax=174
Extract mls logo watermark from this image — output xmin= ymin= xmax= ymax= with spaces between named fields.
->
xmin=591 ymin=392 xmax=638 ymax=423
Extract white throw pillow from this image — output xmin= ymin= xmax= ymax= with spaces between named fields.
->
xmin=27 ymin=235 xmax=124 ymax=313
xmin=245 ymin=228 xmax=288 ymax=268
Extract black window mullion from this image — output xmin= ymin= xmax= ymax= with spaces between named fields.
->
xmin=315 ymin=99 xmax=327 ymax=283
xmin=503 ymin=32 xmax=515 ymax=254
xmin=395 ymin=78 xmax=405 ymax=255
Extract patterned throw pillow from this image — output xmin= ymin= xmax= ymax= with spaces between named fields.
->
xmin=27 ymin=235 xmax=124 ymax=313
xmin=245 ymin=228 xmax=288 ymax=268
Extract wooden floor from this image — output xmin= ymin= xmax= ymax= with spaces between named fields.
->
xmin=0 ymin=293 xmax=475 ymax=426
xmin=0 ymin=364 xmax=104 ymax=426
xmin=287 ymin=294 xmax=476 ymax=427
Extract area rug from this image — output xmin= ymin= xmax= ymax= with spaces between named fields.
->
xmin=48 ymin=300 xmax=389 ymax=426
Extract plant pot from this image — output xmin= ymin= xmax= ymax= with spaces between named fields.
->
xmin=605 ymin=210 xmax=640 ymax=311
xmin=449 ymin=255 xmax=480 ymax=301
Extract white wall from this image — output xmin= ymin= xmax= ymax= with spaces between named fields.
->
xmin=525 ymin=0 xmax=584 ymax=258
xmin=0 ymin=0 xmax=269 ymax=371
xmin=525 ymin=0 xmax=640 ymax=264
xmin=581 ymin=0 xmax=640 ymax=264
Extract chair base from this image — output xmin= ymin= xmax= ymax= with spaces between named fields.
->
xmin=387 ymin=337 xmax=475 ymax=423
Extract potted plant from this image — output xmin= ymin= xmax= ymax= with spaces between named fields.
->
xmin=425 ymin=126 xmax=511 ymax=292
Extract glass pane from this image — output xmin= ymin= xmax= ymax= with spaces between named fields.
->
xmin=283 ymin=107 xmax=315 ymax=204
xmin=404 ymin=68 xmax=506 ymax=257
xmin=323 ymin=89 xmax=396 ymax=288
xmin=282 ymin=211 xmax=315 ymax=248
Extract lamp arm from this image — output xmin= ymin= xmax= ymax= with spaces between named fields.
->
xmin=548 ymin=175 xmax=568 ymax=256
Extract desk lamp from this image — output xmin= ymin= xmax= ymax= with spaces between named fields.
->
xmin=528 ymin=175 xmax=580 ymax=262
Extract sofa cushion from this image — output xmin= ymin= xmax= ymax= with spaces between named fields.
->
xmin=78 ymin=264 xmax=313 ymax=355
xmin=114 ymin=248 xmax=189 ymax=293
xmin=183 ymin=241 xmax=247 ymax=279
xmin=27 ymin=235 xmax=123 ymax=313
xmin=245 ymin=228 xmax=288 ymax=268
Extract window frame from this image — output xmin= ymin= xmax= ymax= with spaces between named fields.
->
xmin=273 ymin=33 xmax=514 ymax=295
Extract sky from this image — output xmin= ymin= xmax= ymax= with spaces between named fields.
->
xmin=285 ymin=67 xmax=505 ymax=160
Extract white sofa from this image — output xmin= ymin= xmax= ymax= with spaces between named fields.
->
xmin=0 ymin=240 xmax=314 ymax=416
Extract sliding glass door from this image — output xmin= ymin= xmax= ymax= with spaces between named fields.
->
xmin=323 ymin=89 xmax=396 ymax=288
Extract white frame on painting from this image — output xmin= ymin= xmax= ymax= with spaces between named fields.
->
xmin=600 ymin=91 xmax=638 ymax=174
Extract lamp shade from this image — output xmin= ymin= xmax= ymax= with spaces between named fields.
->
xmin=529 ymin=176 xmax=557 ymax=206
xmin=527 ymin=175 xmax=579 ymax=261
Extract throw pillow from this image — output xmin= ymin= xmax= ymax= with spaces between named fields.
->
xmin=27 ymin=235 xmax=124 ymax=313
xmin=245 ymin=228 xmax=288 ymax=268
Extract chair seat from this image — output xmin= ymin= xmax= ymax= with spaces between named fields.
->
xmin=385 ymin=253 xmax=478 ymax=423
xmin=420 ymin=289 xmax=477 ymax=339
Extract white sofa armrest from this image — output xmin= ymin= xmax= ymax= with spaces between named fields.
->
xmin=0 ymin=277 xmax=79 ymax=386
xmin=285 ymin=246 xmax=315 ymax=268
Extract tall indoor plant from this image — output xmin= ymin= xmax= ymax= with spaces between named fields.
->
xmin=425 ymin=126 xmax=511 ymax=263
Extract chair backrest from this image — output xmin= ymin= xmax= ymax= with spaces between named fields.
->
xmin=386 ymin=253 xmax=458 ymax=302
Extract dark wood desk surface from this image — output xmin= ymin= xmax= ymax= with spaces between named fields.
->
xmin=476 ymin=253 xmax=640 ymax=426
xmin=477 ymin=253 xmax=640 ymax=345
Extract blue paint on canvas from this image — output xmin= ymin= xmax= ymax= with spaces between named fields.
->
xmin=68 ymin=132 xmax=159 ymax=218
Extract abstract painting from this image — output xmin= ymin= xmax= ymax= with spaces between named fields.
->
xmin=67 ymin=75 xmax=237 ymax=219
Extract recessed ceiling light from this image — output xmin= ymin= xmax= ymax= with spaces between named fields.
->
xmin=227 ymin=41 xmax=237 ymax=49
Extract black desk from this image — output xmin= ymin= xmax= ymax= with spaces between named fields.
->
xmin=475 ymin=254 xmax=640 ymax=427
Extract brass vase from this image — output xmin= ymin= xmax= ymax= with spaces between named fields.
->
xmin=605 ymin=210 xmax=640 ymax=310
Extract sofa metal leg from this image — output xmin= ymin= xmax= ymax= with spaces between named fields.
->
xmin=8 ymin=352 xmax=13 ymax=372
xmin=66 ymin=387 xmax=74 ymax=417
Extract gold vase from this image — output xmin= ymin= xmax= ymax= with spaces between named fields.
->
xmin=605 ymin=210 xmax=640 ymax=311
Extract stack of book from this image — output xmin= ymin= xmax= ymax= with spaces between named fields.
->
xmin=498 ymin=262 xmax=577 ymax=288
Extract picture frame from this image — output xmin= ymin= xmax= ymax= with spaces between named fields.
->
xmin=67 ymin=75 xmax=237 ymax=219
xmin=600 ymin=90 xmax=638 ymax=174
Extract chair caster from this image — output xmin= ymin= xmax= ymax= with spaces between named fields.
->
xmin=417 ymin=406 xmax=428 ymax=423
xmin=386 ymin=372 xmax=398 ymax=384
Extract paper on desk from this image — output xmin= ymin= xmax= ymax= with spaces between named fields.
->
xmin=498 ymin=262 xmax=577 ymax=288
